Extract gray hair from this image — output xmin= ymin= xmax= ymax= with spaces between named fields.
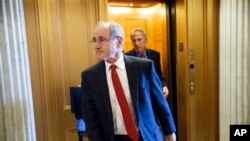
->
xmin=97 ymin=21 xmax=124 ymax=39
xmin=130 ymin=28 xmax=147 ymax=40
xmin=96 ymin=21 xmax=125 ymax=51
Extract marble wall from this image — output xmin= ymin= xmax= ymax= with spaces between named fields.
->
xmin=220 ymin=0 xmax=250 ymax=140
xmin=0 ymin=0 xmax=36 ymax=140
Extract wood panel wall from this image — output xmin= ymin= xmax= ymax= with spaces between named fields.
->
xmin=24 ymin=0 xmax=108 ymax=141
xmin=176 ymin=0 xmax=219 ymax=141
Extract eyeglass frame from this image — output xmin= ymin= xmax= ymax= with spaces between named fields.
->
xmin=89 ymin=36 xmax=117 ymax=46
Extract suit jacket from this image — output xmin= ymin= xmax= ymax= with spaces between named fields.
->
xmin=125 ymin=49 xmax=166 ymax=86
xmin=81 ymin=55 xmax=176 ymax=141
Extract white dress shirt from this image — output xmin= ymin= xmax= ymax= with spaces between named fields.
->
xmin=105 ymin=55 xmax=138 ymax=135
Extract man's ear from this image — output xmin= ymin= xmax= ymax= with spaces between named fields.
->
xmin=116 ymin=37 xmax=123 ymax=45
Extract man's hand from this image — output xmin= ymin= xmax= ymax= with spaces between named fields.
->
xmin=163 ymin=86 xmax=169 ymax=98
xmin=164 ymin=133 xmax=176 ymax=141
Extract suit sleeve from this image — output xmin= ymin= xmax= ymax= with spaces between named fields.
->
xmin=154 ymin=52 xmax=166 ymax=87
xmin=148 ymin=62 xmax=176 ymax=135
xmin=81 ymin=72 xmax=105 ymax=141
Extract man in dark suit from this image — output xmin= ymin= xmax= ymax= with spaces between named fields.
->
xmin=125 ymin=28 xmax=169 ymax=98
xmin=81 ymin=21 xmax=176 ymax=141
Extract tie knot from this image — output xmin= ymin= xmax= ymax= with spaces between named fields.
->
xmin=110 ymin=64 xmax=117 ymax=70
xmin=139 ymin=53 xmax=145 ymax=58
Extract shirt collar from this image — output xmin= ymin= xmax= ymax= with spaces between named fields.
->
xmin=105 ymin=54 xmax=125 ymax=72
xmin=135 ymin=50 xmax=147 ymax=58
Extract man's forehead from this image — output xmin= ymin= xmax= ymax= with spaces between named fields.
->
xmin=132 ymin=33 xmax=143 ymax=39
xmin=134 ymin=31 xmax=143 ymax=36
xmin=93 ymin=26 xmax=109 ymax=36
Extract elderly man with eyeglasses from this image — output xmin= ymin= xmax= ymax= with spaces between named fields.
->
xmin=81 ymin=21 xmax=176 ymax=141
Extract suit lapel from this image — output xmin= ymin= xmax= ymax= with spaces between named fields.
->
xmin=95 ymin=62 xmax=114 ymax=133
xmin=146 ymin=49 xmax=153 ymax=60
xmin=124 ymin=56 xmax=139 ymax=119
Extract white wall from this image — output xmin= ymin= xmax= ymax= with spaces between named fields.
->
xmin=0 ymin=0 xmax=36 ymax=140
xmin=220 ymin=0 xmax=250 ymax=140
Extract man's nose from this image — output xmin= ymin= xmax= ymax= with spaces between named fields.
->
xmin=93 ymin=43 xmax=101 ymax=49
xmin=135 ymin=40 xmax=140 ymax=45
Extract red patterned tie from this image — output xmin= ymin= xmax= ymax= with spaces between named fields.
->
xmin=110 ymin=64 xmax=139 ymax=141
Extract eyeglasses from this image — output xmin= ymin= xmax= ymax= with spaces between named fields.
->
xmin=90 ymin=36 xmax=116 ymax=46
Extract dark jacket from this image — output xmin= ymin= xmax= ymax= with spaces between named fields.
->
xmin=81 ymin=55 xmax=176 ymax=141
xmin=125 ymin=48 xmax=166 ymax=86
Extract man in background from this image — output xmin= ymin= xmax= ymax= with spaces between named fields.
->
xmin=125 ymin=28 xmax=169 ymax=98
